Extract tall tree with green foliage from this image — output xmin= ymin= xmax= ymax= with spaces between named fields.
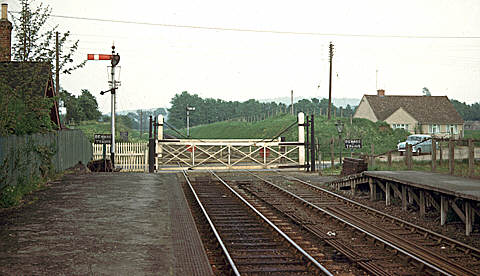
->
xmin=11 ymin=0 xmax=85 ymax=75
xmin=60 ymin=89 xmax=101 ymax=124
xmin=78 ymin=89 xmax=101 ymax=120
xmin=451 ymin=99 xmax=480 ymax=121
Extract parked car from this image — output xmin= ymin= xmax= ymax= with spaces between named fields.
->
xmin=397 ymin=134 xmax=432 ymax=156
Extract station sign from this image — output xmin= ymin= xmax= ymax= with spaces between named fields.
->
xmin=344 ymin=139 xmax=362 ymax=149
xmin=94 ymin=134 xmax=112 ymax=144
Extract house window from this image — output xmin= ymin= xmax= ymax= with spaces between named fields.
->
xmin=449 ymin=124 xmax=458 ymax=134
xmin=429 ymin=124 xmax=440 ymax=134
xmin=392 ymin=124 xmax=409 ymax=130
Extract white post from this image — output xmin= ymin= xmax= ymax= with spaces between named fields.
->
xmin=298 ymin=112 xmax=305 ymax=169
xmin=144 ymin=147 xmax=148 ymax=172
xmin=157 ymin=115 xmax=164 ymax=159
xmin=228 ymin=145 xmax=231 ymax=168
xmin=186 ymin=109 xmax=190 ymax=137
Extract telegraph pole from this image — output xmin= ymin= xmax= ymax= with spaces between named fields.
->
xmin=291 ymin=90 xmax=294 ymax=115
xmin=139 ymin=110 xmax=143 ymax=138
xmin=55 ymin=32 xmax=59 ymax=98
xmin=327 ymin=42 xmax=334 ymax=120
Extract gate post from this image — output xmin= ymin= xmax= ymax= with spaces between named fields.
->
xmin=310 ymin=114 xmax=316 ymax=172
xmin=156 ymin=115 xmax=164 ymax=169
xmin=148 ymin=116 xmax=155 ymax=173
xmin=298 ymin=112 xmax=305 ymax=169
xmin=306 ymin=115 xmax=310 ymax=171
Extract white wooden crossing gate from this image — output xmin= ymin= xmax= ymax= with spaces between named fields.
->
xmin=154 ymin=113 xmax=307 ymax=171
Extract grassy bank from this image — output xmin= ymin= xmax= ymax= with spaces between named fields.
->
xmin=168 ymin=114 xmax=410 ymax=156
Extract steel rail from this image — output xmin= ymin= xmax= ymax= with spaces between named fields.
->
xmin=275 ymin=171 xmax=480 ymax=257
xmin=209 ymin=170 xmax=334 ymax=276
xmin=247 ymin=171 xmax=455 ymax=276
xmin=181 ymin=170 xmax=241 ymax=276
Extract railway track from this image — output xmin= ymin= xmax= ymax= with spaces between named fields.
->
xmin=181 ymin=170 xmax=333 ymax=275
xmin=221 ymin=170 xmax=479 ymax=276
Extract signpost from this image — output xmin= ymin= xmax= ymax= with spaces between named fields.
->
xmin=344 ymin=139 xmax=362 ymax=149
xmin=345 ymin=139 xmax=362 ymax=158
xmin=94 ymin=134 xmax=112 ymax=145
xmin=94 ymin=134 xmax=112 ymax=169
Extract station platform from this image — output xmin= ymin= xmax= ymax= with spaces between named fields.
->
xmin=331 ymin=170 xmax=480 ymax=236
xmin=0 ymin=173 xmax=212 ymax=275
xmin=364 ymin=171 xmax=480 ymax=201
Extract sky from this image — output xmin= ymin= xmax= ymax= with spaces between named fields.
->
xmin=3 ymin=0 xmax=480 ymax=113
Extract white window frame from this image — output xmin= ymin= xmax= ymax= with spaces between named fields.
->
xmin=392 ymin=123 xmax=409 ymax=130
xmin=429 ymin=124 xmax=440 ymax=134
xmin=449 ymin=124 xmax=458 ymax=135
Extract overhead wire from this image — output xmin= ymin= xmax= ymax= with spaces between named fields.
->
xmin=9 ymin=11 xmax=480 ymax=40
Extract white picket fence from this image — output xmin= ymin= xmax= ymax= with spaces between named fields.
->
xmin=92 ymin=143 xmax=148 ymax=172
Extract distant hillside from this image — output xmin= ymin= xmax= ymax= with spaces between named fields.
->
xmin=104 ymin=107 xmax=168 ymax=117
xmin=259 ymin=97 xmax=360 ymax=108
xmin=166 ymin=114 xmax=409 ymax=155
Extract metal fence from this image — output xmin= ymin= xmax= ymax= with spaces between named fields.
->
xmin=0 ymin=130 xmax=92 ymax=189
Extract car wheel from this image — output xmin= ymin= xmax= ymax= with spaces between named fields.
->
xmin=399 ymin=151 xmax=403 ymax=156
xmin=417 ymin=148 xmax=422 ymax=156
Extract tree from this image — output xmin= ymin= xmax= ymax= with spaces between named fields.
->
xmin=422 ymin=87 xmax=431 ymax=96
xmin=60 ymin=90 xmax=84 ymax=123
xmin=0 ymin=80 xmax=55 ymax=135
xmin=451 ymin=99 xmax=480 ymax=121
xmin=78 ymin=89 xmax=101 ymax=120
xmin=11 ymin=0 xmax=85 ymax=76
xmin=60 ymin=89 xmax=101 ymax=123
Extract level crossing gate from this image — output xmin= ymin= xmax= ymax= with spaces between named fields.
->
xmin=154 ymin=113 xmax=307 ymax=171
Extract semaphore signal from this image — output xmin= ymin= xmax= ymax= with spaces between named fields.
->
xmin=87 ymin=54 xmax=112 ymax=60
xmin=87 ymin=45 xmax=121 ymax=168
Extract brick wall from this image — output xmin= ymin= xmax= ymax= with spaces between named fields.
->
xmin=0 ymin=14 xmax=12 ymax=62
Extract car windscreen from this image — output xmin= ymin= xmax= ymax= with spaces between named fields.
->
xmin=407 ymin=136 xmax=422 ymax=142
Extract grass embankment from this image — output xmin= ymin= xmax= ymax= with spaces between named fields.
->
xmin=69 ymin=120 xmax=147 ymax=143
xmin=167 ymin=114 xmax=410 ymax=157
xmin=465 ymin=130 xmax=480 ymax=140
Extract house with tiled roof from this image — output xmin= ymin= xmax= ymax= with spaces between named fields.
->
xmin=353 ymin=89 xmax=464 ymax=138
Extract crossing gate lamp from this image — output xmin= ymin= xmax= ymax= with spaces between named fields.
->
xmin=335 ymin=120 xmax=344 ymax=165
xmin=87 ymin=45 xmax=121 ymax=167
xmin=186 ymin=106 xmax=195 ymax=137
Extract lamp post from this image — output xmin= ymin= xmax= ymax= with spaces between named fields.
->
xmin=335 ymin=120 xmax=344 ymax=165
xmin=186 ymin=106 xmax=195 ymax=137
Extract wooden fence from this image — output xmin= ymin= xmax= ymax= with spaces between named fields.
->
xmin=369 ymin=138 xmax=479 ymax=178
xmin=93 ymin=143 xmax=148 ymax=172
xmin=1 ymin=130 xmax=92 ymax=190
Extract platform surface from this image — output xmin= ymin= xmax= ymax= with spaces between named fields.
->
xmin=364 ymin=171 xmax=480 ymax=201
xmin=0 ymin=172 xmax=212 ymax=275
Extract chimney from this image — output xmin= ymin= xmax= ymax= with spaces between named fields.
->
xmin=377 ymin=89 xmax=385 ymax=97
xmin=0 ymin=3 xmax=13 ymax=62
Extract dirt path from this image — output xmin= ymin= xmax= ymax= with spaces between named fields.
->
xmin=0 ymin=173 xmax=176 ymax=275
